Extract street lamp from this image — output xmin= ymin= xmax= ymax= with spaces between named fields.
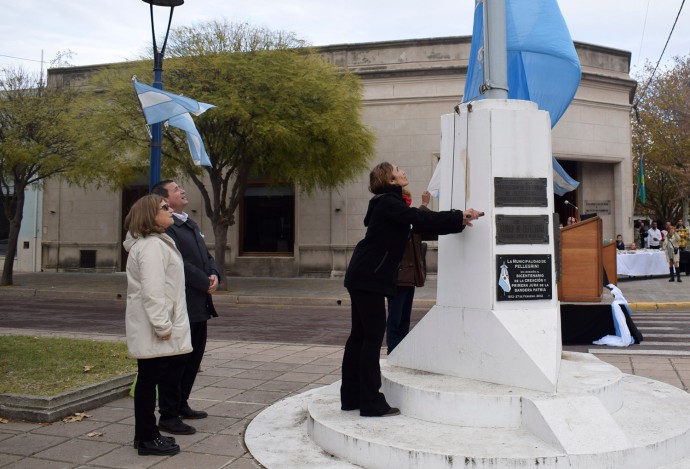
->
xmin=142 ymin=0 xmax=184 ymax=190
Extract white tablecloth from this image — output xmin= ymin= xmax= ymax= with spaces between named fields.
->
xmin=617 ymin=250 xmax=668 ymax=276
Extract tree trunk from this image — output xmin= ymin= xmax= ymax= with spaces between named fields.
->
xmin=213 ymin=221 xmax=231 ymax=291
xmin=1 ymin=193 xmax=25 ymax=286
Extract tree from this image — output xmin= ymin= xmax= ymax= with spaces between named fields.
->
xmin=0 ymin=66 xmax=105 ymax=285
xmin=89 ymin=21 xmax=375 ymax=289
xmin=632 ymin=55 xmax=690 ymax=223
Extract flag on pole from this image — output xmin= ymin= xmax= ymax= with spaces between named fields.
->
xmin=132 ymin=78 xmax=215 ymax=125
xmin=552 ymin=157 xmax=579 ymax=196
xmin=638 ymin=156 xmax=646 ymax=204
xmin=132 ymin=77 xmax=215 ymax=167
xmin=463 ymin=0 xmax=581 ymax=128
xmin=168 ymin=113 xmax=212 ymax=167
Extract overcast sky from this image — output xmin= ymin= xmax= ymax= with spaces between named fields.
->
xmin=1 ymin=0 xmax=687 ymax=79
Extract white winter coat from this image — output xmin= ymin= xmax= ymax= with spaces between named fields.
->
xmin=123 ymin=232 xmax=193 ymax=359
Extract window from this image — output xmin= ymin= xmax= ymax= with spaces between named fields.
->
xmin=240 ymin=185 xmax=294 ymax=255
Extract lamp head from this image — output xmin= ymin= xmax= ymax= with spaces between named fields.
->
xmin=142 ymin=0 xmax=184 ymax=7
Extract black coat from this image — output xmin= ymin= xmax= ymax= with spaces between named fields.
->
xmin=344 ymin=186 xmax=465 ymax=297
xmin=166 ymin=216 xmax=219 ymax=323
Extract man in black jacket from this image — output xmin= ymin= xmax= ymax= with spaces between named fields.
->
xmin=152 ymin=180 xmax=219 ymax=435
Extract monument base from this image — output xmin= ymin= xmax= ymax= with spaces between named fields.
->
xmin=246 ymin=352 xmax=690 ymax=468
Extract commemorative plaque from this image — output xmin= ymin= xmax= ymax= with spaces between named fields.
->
xmin=494 ymin=177 xmax=547 ymax=207
xmin=496 ymin=254 xmax=552 ymax=301
xmin=495 ymin=215 xmax=550 ymax=244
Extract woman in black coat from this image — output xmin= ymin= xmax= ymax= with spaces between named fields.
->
xmin=341 ymin=162 xmax=482 ymax=417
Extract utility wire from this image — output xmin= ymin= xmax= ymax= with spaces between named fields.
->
xmin=0 ymin=54 xmax=43 ymax=63
xmin=635 ymin=0 xmax=651 ymax=70
xmin=633 ymin=0 xmax=686 ymax=108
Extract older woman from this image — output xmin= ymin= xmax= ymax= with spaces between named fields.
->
xmin=342 ymin=162 xmax=482 ymax=417
xmin=123 ymin=194 xmax=192 ymax=456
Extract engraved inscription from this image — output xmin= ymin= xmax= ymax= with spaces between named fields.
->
xmin=496 ymin=215 xmax=550 ymax=244
xmin=496 ymin=254 xmax=552 ymax=301
xmin=494 ymin=177 xmax=547 ymax=207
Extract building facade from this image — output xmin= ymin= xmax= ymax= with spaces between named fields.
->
xmin=32 ymin=36 xmax=636 ymax=277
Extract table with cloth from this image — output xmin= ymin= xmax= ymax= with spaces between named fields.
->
xmin=616 ymin=250 xmax=668 ymax=277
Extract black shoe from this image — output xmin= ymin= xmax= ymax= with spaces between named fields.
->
xmin=134 ymin=435 xmax=175 ymax=449
xmin=180 ymin=406 xmax=208 ymax=419
xmin=361 ymin=407 xmax=401 ymax=417
xmin=341 ymin=405 xmax=359 ymax=411
xmin=137 ymin=437 xmax=180 ymax=456
xmin=159 ymin=418 xmax=196 ymax=435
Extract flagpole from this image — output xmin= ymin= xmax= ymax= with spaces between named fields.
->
xmin=142 ymin=0 xmax=184 ymax=191
xmin=482 ymin=0 xmax=508 ymax=99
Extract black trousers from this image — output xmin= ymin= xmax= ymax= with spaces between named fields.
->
xmin=158 ymin=320 xmax=207 ymax=420
xmin=341 ymin=289 xmax=391 ymax=416
xmin=135 ymin=354 xmax=186 ymax=441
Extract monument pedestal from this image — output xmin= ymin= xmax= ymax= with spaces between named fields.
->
xmin=247 ymin=352 xmax=690 ymax=468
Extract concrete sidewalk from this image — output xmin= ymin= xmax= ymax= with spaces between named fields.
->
xmin=3 ymin=271 xmax=690 ymax=310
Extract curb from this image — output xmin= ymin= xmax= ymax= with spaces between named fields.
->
xmin=629 ymin=302 xmax=690 ymax=312
xmin=0 ymin=372 xmax=135 ymax=423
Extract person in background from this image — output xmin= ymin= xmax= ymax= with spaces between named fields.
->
xmin=664 ymin=225 xmax=682 ymax=282
xmin=615 ymin=234 xmax=625 ymax=251
xmin=151 ymin=180 xmax=219 ymax=436
xmin=628 ymin=242 xmax=637 ymax=250
xmin=386 ymin=189 xmax=431 ymax=354
xmin=633 ymin=220 xmax=642 ymax=249
xmin=646 ymin=221 xmax=662 ymax=250
xmin=676 ymin=219 xmax=688 ymax=252
xmin=123 ymin=194 xmax=192 ymax=456
xmin=342 ymin=162 xmax=482 ymax=418
xmin=566 ymin=216 xmax=576 ymax=226
xmin=639 ymin=220 xmax=649 ymax=249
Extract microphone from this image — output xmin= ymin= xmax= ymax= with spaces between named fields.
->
xmin=564 ymin=200 xmax=579 ymax=210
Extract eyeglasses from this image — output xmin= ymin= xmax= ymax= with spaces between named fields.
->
xmin=160 ymin=204 xmax=170 ymax=211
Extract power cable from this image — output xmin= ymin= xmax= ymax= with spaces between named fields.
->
xmin=0 ymin=54 xmax=43 ymax=63
xmin=633 ymin=0 xmax=686 ymax=108
xmin=635 ymin=0 xmax=652 ymax=70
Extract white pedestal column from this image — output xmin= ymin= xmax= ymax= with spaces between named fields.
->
xmin=388 ymin=99 xmax=561 ymax=392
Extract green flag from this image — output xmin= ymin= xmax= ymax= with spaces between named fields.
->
xmin=638 ymin=157 xmax=646 ymax=204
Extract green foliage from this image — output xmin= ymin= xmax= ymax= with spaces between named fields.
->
xmin=632 ymin=55 xmax=690 ymax=222
xmin=0 ymin=336 xmax=135 ymax=396
xmin=0 ymin=66 xmax=113 ymax=284
xmin=85 ymin=21 xmax=375 ymax=287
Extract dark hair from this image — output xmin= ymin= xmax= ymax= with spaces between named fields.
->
xmin=124 ymin=194 xmax=167 ymax=238
xmin=150 ymin=179 xmax=175 ymax=198
xmin=369 ymin=162 xmax=395 ymax=194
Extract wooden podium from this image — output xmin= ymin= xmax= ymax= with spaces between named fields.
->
xmin=558 ymin=216 xmax=614 ymax=302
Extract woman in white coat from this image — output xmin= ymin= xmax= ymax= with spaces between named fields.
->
xmin=123 ymin=194 xmax=192 ymax=456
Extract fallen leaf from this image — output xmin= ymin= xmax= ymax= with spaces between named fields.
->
xmin=62 ymin=412 xmax=91 ymax=423
xmin=87 ymin=431 xmax=103 ymax=437
xmin=0 ymin=418 xmax=8 ymax=424
xmin=83 ymin=365 xmax=93 ymax=372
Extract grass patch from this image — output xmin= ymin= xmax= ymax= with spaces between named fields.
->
xmin=0 ymin=336 xmax=136 ymax=396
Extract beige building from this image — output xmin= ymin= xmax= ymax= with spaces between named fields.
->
xmin=33 ymin=36 xmax=636 ymax=277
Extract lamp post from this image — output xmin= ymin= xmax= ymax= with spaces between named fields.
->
xmin=142 ymin=0 xmax=184 ymax=191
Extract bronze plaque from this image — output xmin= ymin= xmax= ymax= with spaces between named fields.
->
xmin=496 ymin=215 xmax=550 ymax=244
xmin=496 ymin=254 xmax=552 ymax=301
xmin=494 ymin=177 xmax=547 ymax=207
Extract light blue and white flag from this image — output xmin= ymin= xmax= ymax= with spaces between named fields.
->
xmin=552 ymin=156 xmax=579 ymax=196
xmin=464 ymin=0 xmax=581 ymax=128
xmin=132 ymin=79 xmax=215 ymax=125
xmin=168 ymin=113 xmax=212 ymax=167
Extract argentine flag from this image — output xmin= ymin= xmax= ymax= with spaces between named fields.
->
xmin=132 ymin=78 xmax=215 ymax=167
xmin=464 ymin=0 xmax=581 ymax=128
xmin=132 ymin=78 xmax=215 ymax=125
